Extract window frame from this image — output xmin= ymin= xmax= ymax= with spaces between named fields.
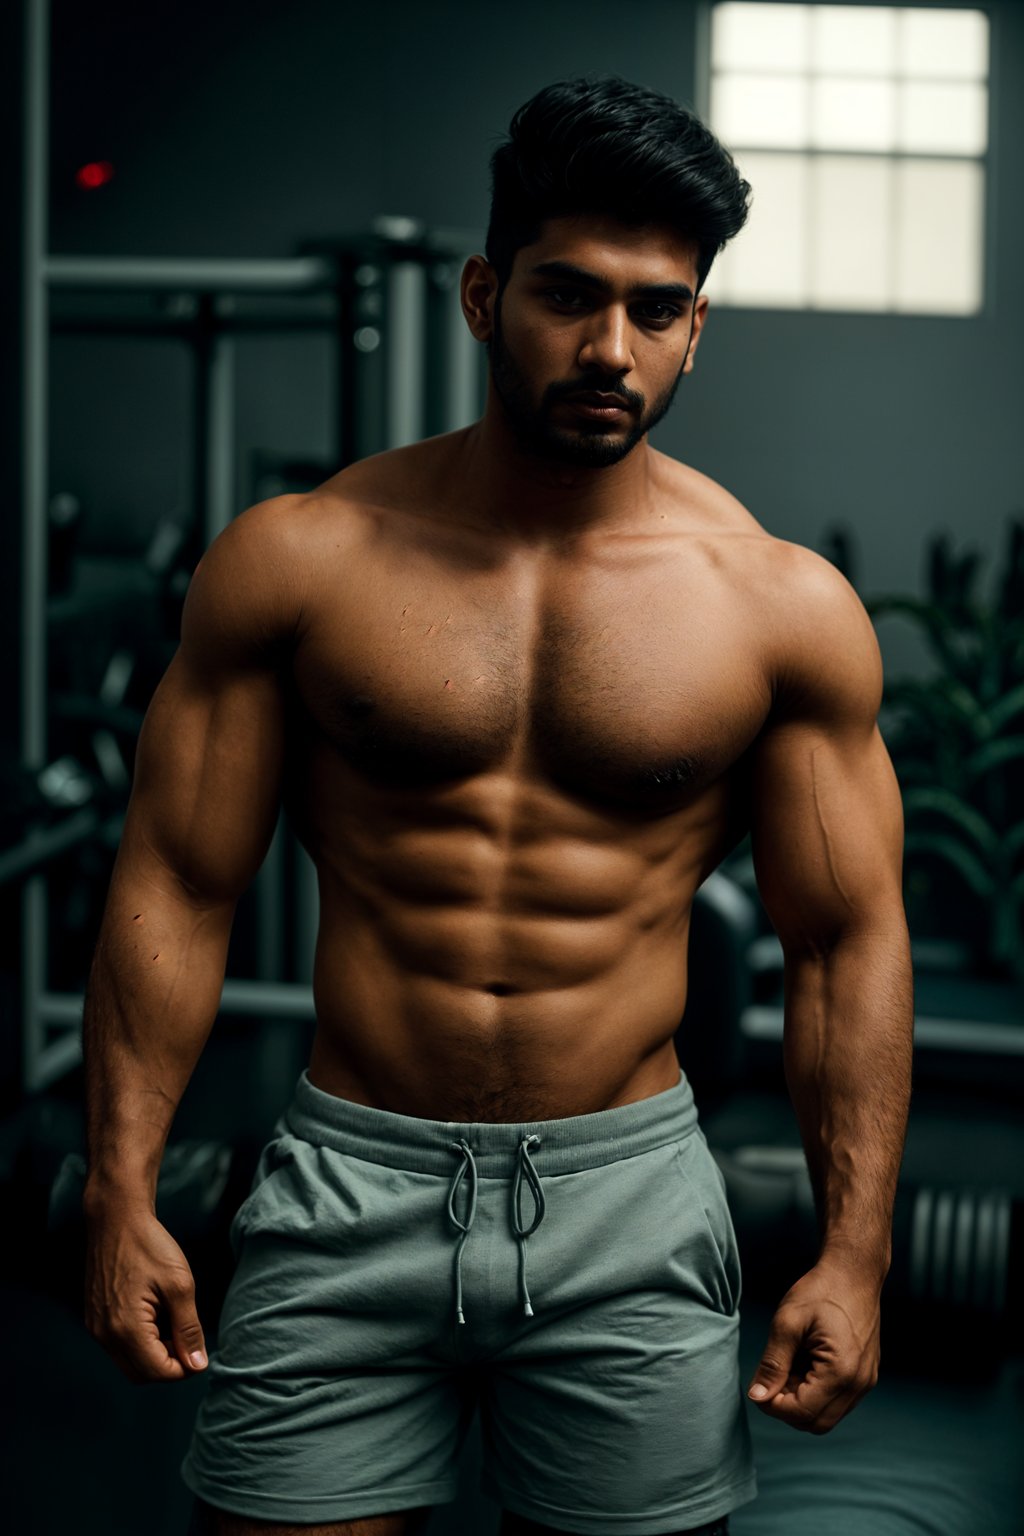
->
xmin=692 ymin=0 xmax=998 ymax=320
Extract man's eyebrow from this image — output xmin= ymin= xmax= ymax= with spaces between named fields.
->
xmin=528 ymin=259 xmax=694 ymax=305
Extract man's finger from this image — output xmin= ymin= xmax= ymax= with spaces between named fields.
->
xmin=758 ymin=1374 xmax=859 ymax=1434
xmin=747 ymin=1312 xmax=802 ymax=1403
xmin=105 ymin=1316 xmax=189 ymax=1384
xmin=131 ymin=1338 xmax=189 ymax=1384
xmin=162 ymin=1275 xmax=208 ymax=1373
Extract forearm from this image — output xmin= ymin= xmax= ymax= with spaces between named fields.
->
xmin=83 ymin=862 xmax=234 ymax=1212
xmin=782 ymin=913 xmax=913 ymax=1285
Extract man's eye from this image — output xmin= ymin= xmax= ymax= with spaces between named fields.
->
xmin=546 ymin=289 xmax=589 ymax=309
xmin=635 ymin=303 xmax=680 ymax=326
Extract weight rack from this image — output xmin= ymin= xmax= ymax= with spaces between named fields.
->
xmin=14 ymin=0 xmax=485 ymax=1092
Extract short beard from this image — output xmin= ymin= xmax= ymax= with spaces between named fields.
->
xmin=487 ymin=296 xmax=688 ymax=469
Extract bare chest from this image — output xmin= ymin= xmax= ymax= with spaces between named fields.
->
xmin=291 ymin=543 xmax=771 ymax=813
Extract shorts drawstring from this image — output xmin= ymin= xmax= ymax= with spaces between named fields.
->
xmin=446 ymin=1133 xmax=546 ymax=1323
xmin=512 ymin=1134 xmax=545 ymax=1318
xmin=447 ymin=1138 xmax=478 ymax=1325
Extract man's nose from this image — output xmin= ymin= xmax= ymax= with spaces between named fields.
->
xmin=576 ymin=306 xmax=634 ymax=376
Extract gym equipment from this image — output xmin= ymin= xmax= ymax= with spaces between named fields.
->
xmin=15 ymin=228 xmax=485 ymax=1091
xmin=716 ymin=1144 xmax=1021 ymax=1372
xmin=14 ymin=0 xmax=486 ymax=1095
xmin=48 ymin=1140 xmax=234 ymax=1244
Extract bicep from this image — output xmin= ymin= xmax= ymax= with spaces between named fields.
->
xmin=750 ymin=555 xmax=905 ymax=953
xmin=751 ymin=716 xmax=904 ymax=954
xmin=113 ymin=505 xmax=297 ymax=906
xmin=121 ymin=647 xmax=286 ymax=904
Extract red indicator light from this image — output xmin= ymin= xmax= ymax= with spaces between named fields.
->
xmin=75 ymin=161 xmax=115 ymax=190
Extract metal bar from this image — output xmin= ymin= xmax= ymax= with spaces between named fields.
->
xmin=0 ymin=807 xmax=100 ymax=887
xmin=205 ymin=331 xmax=236 ymax=544
xmin=51 ymin=316 xmax=337 ymax=339
xmin=214 ymin=977 xmax=317 ymax=1019
xmin=385 ymin=262 xmax=426 ymax=448
xmin=27 ymin=1024 xmax=83 ymax=1089
xmin=335 ymin=255 xmax=358 ymax=467
xmin=45 ymin=255 xmax=335 ymax=293
xmin=21 ymin=0 xmax=50 ymax=1095
xmin=40 ymin=980 xmax=317 ymax=1025
xmin=37 ymin=992 xmax=83 ymax=1026
xmin=22 ymin=0 xmax=48 ymax=768
xmin=191 ymin=297 xmax=214 ymax=556
xmin=741 ymin=1006 xmax=1024 ymax=1055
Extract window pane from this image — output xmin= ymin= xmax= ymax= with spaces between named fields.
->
xmin=706 ymin=152 xmax=809 ymax=306
xmin=712 ymin=2 xmax=810 ymax=73
xmin=711 ymin=73 xmax=809 ymax=149
xmin=811 ymin=78 xmax=896 ymax=151
xmin=898 ymin=8 xmax=989 ymax=81
xmin=899 ymin=81 xmax=988 ymax=155
xmin=895 ymin=159 xmax=983 ymax=314
xmin=812 ymin=6 xmax=897 ymax=77
xmin=810 ymin=156 xmax=892 ymax=309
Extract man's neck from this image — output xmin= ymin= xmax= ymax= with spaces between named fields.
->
xmin=454 ymin=405 xmax=660 ymax=547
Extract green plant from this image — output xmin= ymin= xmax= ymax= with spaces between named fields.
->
xmin=864 ymin=519 xmax=1024 ymax=977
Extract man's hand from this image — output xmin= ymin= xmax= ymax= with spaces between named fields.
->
xmin=746 ymin=1258 xmax=881 ymax=1434
xmin=84 ymin=1200 xmax=208 ymax=1384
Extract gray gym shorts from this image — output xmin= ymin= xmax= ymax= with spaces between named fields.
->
xmin=181 ymin=1068 xmax=757 ymax=1534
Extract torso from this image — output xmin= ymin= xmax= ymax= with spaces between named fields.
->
xmin=279 ymin=434 xmax=781 ymax=1121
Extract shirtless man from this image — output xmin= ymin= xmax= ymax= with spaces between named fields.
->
xmin=82 ymin=77 xmax=913 ymax=1536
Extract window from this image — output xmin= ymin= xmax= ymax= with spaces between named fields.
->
xmin=705 ymin=4 xmax=990 ymax=313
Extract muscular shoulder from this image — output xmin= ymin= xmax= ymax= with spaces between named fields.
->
xmin=760 ymin=539 xmax=883 ymax=725
xmin=653 ymin=455 xmax=881 ymax=725
xmin=183 ymin=491 xmax=359 ymax=663
xmin=185 ymin=452 xmax=442 ymax=665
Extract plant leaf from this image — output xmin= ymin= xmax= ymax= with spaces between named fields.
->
xmin=867 ymin=597 xmax=962 ymax=676
xmin=987 ymin=682 xmax=1024 ymax=735
xmin=890 ymin=757 xmax=945 ymax=785
xmin=886 ymin=676 xmax=977 ymax=712
xmin=965 ymin=735 xmax=1024 ymax=779
xmin=999 ymin=519 xmax=1024 ymax=621
xmin=883 ymin=678 xmax=980 ymax=733
xmin=901 ymin=789 xmax=1000 ymax=856
xmin=902 ymin=831 xmax=994 ymax=897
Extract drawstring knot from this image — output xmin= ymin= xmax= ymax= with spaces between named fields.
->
xmin=446 ymin=1133 xmax=546 ymax=1324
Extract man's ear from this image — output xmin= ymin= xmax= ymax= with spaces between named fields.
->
xmin=683 ymin=293 xmax=710 ymax=375
xmin=461 ymin=255 xmax=499 ymax=342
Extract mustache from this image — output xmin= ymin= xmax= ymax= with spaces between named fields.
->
xmin=545 ymin=376 xmax=645 ymax=412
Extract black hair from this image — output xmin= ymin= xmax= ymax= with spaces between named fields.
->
xmin=486 ymin=76 xmax=751 ymax=292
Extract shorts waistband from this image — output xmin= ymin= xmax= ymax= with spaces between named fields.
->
xmin=284 ymin=1067 xmax=698 ymax=1177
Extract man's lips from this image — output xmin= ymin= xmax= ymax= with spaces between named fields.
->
xmin=567 ymin=390 xmax=630 ymax=406
xmin=562 ymin=391 xmax=632 ymax=417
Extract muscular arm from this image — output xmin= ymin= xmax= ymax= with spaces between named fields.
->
xmin=82 ymin=497 xmax=303 ymax=1380
xmin=746 ymin=548 xmax=913 ymax=1431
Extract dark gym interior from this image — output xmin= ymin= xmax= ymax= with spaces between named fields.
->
xmin=3 ymin=2 xmax=1023 ymax=1533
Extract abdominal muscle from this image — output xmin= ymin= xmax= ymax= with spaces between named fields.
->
xmin=303 ymin=790 xmax=703 ymax=1122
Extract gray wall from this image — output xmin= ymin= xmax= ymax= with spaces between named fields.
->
xmin=48 ymin=0 xmax=1023 ymax=672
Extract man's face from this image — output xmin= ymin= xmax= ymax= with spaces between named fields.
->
xmin=482 ymin=215 xmax=707 ymax=469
